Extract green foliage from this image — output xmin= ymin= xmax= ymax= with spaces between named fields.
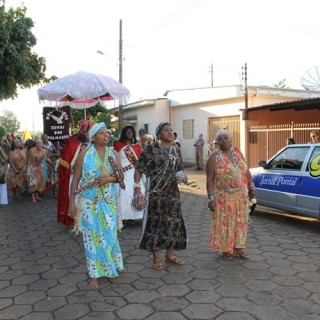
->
xmin=70 ymin=103 xmax=113 ymax=132
xmin=0 ymin=124 xmax=6 ymax=140
xmin=0 ymin=110 xmax=20 ymax=133
xmin=273 ymin=79 xmax=289 ymax=89
xmin=0 ymin=4 xmax=54 ymax=100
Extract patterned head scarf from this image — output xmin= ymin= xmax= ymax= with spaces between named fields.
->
xmin=88 ymin=122 xmax=107 ymax=143
xmin=155 ymin=122 xmax=170 ymax=137
xmin=79 ymin=118 xmax=94 ymax=135
xmin=215 ymin=129 xmax=232 ymax=144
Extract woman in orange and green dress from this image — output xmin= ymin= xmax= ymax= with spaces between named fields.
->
xmin=8 ymin=139 xmax=27 ymax=199
xmin=206 ymin=129 xmax=255 ymax=260
xmin=26 ymin=139 xmax=50 ymax=203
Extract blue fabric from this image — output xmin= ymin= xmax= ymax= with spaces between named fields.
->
xmin=41 ymin=159 xmax=48 ymax=182
xmin=88 ymin=122 xmax=106 ymax=143
xmin=78 ymin=145 xmax=124 ymax=278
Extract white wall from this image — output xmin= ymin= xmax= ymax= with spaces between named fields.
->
xmin=123 ymin=85 xmax=320 ymax=167
xmin=123 ymin=98 xmax=169 ymax=138
xmin=172 ymin=102 xmax=243 ymax=165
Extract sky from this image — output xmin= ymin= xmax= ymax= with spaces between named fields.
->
xmin=1 ymin=0 xmax=320 ymax=132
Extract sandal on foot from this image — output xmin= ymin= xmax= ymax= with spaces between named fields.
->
xmin=153 ymin=261 xmax=163 ymax=270
xmin=165 ymin=255 xmax=184 ymax=265
xmin=222 ymin=252 xmax=233 ymax=260
xmin=234 ymin=249 xmax=249 ymax=259
xmin=89 ymin=279 xmax=99 ymax=289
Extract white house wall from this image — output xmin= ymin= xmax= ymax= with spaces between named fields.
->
xmin=123 ymin=85 xmax=320 ymax=168
xmin=125 ymin=99 xmax=169 ymax=138
xmin=171 ymin=101 xmax=244 ymax=165
xmin=166 ymin=85 xmax=243 ymax=106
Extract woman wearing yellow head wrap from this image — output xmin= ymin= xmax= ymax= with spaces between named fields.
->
xmin=68 ymin=123 xmax=124 ymax=289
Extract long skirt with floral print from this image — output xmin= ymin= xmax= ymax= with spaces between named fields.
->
xmin=78 ymin=195 xmax=124 ymax=279
xmin=139 ymin=181 xmax=187 ymax=252
xmin=209 ymin=190 xmax=249 ymax=254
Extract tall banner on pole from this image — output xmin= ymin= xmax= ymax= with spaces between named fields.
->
xmin=43 ymin=106 xmax=71 ymax=141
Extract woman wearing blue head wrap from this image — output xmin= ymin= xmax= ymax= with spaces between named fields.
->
xmin=68 ymin=122 xmax=124 ymax=289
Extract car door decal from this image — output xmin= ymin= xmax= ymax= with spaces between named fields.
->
xmin=260 ymin=175 xmax=298 ymax=189
xmin=255 ymin=174 xmax=299 ymax=193
xmin=309 ymin=153 xmax=320 ymax=178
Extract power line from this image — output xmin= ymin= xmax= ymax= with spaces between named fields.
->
xmin=151 ymin=0 xmax=209 ymax=33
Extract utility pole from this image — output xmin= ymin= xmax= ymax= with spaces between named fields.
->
xmin=242 ymin=63 xmax=248 ymax=120
xmin=209 ymin=63 xmax=213 ymax=87
xmin=119 ymin=20 xmax=123 ymax=84
xmin=118 ymin=19 xmax=124 ymax=133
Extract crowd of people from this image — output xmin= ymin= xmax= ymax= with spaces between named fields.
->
xmin=64 ymin=120 xmax=188 ymax=287
xmin=0 ymin=133 xmax=61 ymax=207
xmin=0 ymin=122 xmax=319 ymax=289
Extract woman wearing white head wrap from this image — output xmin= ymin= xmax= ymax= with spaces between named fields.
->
xmin=68 ymin=122 xmax=124 ymax=289
xmin=88 ymin=122 xmax=106 ymax=144
xmin=206 ymin=129 xmax=256 ymax=260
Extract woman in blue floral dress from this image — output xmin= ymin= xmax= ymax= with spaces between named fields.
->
xmin=68 ymin=123 xmax=124 ymax=289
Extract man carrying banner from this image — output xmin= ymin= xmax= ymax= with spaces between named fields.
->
xmin=57 ymin=118 xmax=94 ymax=226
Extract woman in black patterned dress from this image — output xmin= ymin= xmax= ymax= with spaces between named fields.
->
xmin=133 ymin=122 xmax=188 ymax=270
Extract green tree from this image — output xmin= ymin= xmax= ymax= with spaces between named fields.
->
xmin=273 ymin=79 xmax=289 ymax=89
xmin=70 ymin=103 xmax=113 ymax=133
xmin=0 ymin=3 xmax=55 ymax=100
xmin=0 ymin=110 xmax=20 ymax=133
xmin=0 ymin=124 xmax=6 ymax=140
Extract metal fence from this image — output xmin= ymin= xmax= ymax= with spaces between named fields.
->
xmin=248 ymin=122 xmax=320 ymax=168
xmin=208 ymin=116 xmax=240 ymax=147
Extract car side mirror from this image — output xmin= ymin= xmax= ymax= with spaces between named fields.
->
xmin=258 ymin=160 xmax=267 ymax=168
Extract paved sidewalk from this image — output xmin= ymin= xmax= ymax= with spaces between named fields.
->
xmin=181 ymin=167 xmax=206 ymax=195
xmin=0 ymin=173 xmax=320 ymax=319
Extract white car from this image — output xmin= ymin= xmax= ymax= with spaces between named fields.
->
xmin=250 ymin=144 xmax=320 ymax=218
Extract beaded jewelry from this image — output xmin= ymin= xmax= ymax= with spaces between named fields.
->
xmin=74 ymin=152 xmax=130 ymax=194
xmin=150 ymin=145 xmax=178 ymax=192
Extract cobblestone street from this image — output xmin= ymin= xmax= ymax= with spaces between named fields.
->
xmin=0 ymin=169 xmax=320 ymax=319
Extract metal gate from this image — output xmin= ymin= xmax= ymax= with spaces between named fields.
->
xmin=208 ymin=116 xmax=240 ymax=147
xmin=248 ymin=122 xmax=320 ymax=168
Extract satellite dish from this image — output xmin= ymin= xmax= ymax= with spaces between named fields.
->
xmin=301 ymin=66 xmax=320 ymax=91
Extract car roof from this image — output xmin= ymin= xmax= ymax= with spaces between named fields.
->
xmin=286 ymin=143 xmax=316 ymax=147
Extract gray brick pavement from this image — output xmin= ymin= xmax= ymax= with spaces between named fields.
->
xmin=0 ymin=181 xmax=320 ymax=319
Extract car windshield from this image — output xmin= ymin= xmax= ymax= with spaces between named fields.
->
xmin=268 ymin=146 xmax=310 ymax=170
